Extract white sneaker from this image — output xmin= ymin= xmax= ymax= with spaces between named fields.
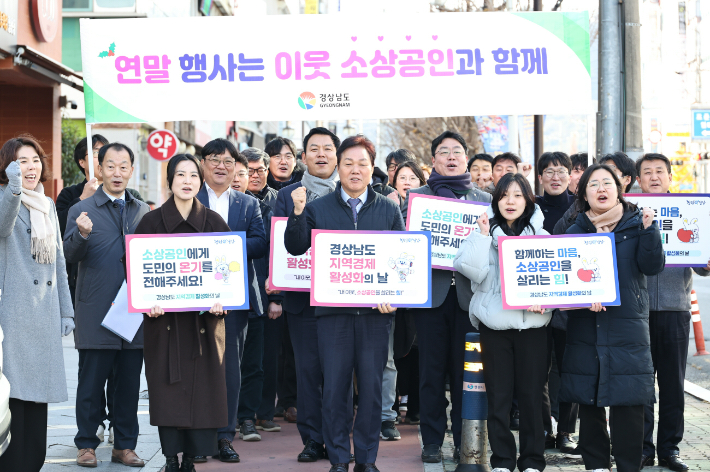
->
xmin=96 ymin=424 xmax=105 ymax=442
xmin=108 ymin=427 xmax=114 ymax=444
xmin=590 ymin=469 xmax=611 ymax=472
xmin=523 ymin=469 xmax=541 ymax=472
xmin=492 ymin=469 xmax=512 ymax=472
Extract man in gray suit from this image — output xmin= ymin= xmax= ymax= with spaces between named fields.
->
xmin=402 ymin=131 xmax=492 ymax=464
xmin=64 ymin=143 xmax=150 ymax=468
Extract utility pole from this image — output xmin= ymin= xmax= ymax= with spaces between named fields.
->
xmin=507 ymin=0 xmax=519 ymax=157
xmin=534 ymin=0 xmax=543 ymax=195
xmin=623 ymin=0 xmax=643 ymax=159
xmin=598 ymin=0 xmax=623 ymax=156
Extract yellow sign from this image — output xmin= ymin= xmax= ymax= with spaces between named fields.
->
xmin=464 ymin=362 xmax=483 ymax=372
xmin=305 ymin=0 xmax=318 ymax=14
xmin=667 ymin=132 xmax=690 ymax=137
xmin=465 ymin=342 xmax=481 ymax=352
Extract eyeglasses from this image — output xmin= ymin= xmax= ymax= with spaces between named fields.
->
xmin=205 ymin=156 xmax=236 ymax=168
xmin=235 ymin=171 xmax=248 ymax=178
xmin=273 ymin=154 xmax=295 ymax=162
xmin=543 ymin=169 xmax=570 ymax=178
xmin=248 ymin=168 xmax=266 ymax=176
xmin=436 ymin=149 xmax=466 ymax=158
xmin=587 ymin=180 xmax=616 ymax=191
xmin=397 ymin=175 xmax=421 ymax=183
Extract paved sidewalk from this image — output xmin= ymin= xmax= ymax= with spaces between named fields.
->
xmin=44 ymin=336 xmax=710 ymax=471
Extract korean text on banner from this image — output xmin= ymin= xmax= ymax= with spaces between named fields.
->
xmin=498 ymin=234 xmax=620 ymax=310
xmin=270 ymin=217 xmax=311 ymax=291
xmin=310 ymin=231 xmax=432 ymax=308
xmin=79 ymin=11 xmax=591 ymax=124
xmin=125 ymin=232 xmax=249 ymax=313
xmin=406 ymin=193 xmax=489 ymax=271
xmin=624 ymin=194 xmax=710 ymax=267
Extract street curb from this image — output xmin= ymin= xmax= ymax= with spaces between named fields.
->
xmin=684 ymin=379 xmax=710 ymax=402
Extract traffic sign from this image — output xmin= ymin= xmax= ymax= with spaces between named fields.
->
xmin=692 ymin=110 xmax=710 ymax=140
xmin=147 ymin=129 xmax=178 ymax=161
xmin=649 ymin=129 xmax=662 ymax=144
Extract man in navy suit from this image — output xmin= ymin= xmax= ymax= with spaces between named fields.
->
xmin=194 ymin=139 xmax=267 ymax=463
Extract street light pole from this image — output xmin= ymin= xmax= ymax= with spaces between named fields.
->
xmin=533 ymin=0 xmax=543 ymax=195
xmin=598 ymin=0 xmax=623 ymax=156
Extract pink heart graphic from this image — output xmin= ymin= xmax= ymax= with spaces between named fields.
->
xmin=406 ymin=35 xmax=411 ymax=41
xmin=351 ymin=36 xmax=357 ymax=42
xmin=432 ymin=35 xmax=438 ymax=40
xmin=378 ymin=36 xmax=384 ymax=41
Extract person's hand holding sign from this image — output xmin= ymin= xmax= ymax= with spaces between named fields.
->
xmin=292 ymin=186 xmax=307 ymax=216
xmin=527 ymin=305 xmax=546 ymax=315
xmin=148 ymin=305 xmax=165 ymax=318
xmin=477 ymin=212 xmax=490 ymax=236
xmin=642 ymin=207 xmax=654 ymax=229
xmin=375 ymin=303 xmax=397 ymax=314
xmin=209 ymin=303 xmax=228 ymax=316
xmin=265 ymin=278 xmax=280 ymax=295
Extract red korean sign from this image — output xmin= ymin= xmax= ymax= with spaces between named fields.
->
xmin=147 ymin=129 xmax=178 ymax=161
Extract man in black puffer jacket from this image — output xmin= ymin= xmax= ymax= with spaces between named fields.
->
xmin=285 ymin=135 xmax=404 ymax=472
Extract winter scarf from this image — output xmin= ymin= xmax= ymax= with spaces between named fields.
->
xmin=426 ymin=169 xmax=473 ymax=199
xmin=21 ymin=182 xmax=56 ymax=264
xmin=586 ymin=201 xmax=624 ymax=233
xmin=302 ymin=168 xmax=339 ymax=203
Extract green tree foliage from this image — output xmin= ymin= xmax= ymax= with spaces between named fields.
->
xmin=61 ymin=119 xmax=85 ymax=187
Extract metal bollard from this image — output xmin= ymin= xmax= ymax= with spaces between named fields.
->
xmin=455 ymin=332 xmax=490 ymax=472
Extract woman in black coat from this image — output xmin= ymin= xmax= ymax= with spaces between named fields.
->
xmin=560 ymin=164 xmax=665 ymax=472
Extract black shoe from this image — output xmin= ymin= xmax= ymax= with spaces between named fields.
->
xmin=453 ymin=446 xmax=460 ymax=463
xmin=179 ymin=455 xmax=195 ymax=472
xmin=556 ymin=432 xmax=581 ymax=459
xmin=380 ymin=420 xmax=401 ymax=440
xmin=640 ymin=454 xmax=655 ymax=469
xmin=329 ymin=464 xmax=349 ymax=472
xmin=212 ymin=438 xmax=240 ymax=462
xmin=164 ymin=456 xmax=180 ymax=472
xmin=274 ymin=405 xmax=285 ymax=417
xmin=421 ymin=444 xmax=442 ymax=463
xmin=191 ymin=455 xmax=207 ymax=463
xmin=353 ymin=464 xmax=380 ymax=472
xmin=509 ymin=410 xmax=520 ymax=431
xmin=298 ymin=439 xmax=326 ymax=462
xmin=659 ymin=454 xmax=689 ymax=472
xmin=544 ymin=433 xmax=557 ymax=450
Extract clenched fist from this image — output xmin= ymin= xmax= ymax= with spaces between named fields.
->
xmin=76 ymin=212 xmax=93 ymax=238
xmin=292 ymin=186 xmax=307 ymax=216
xmin=477 ymin=211 xmax=490 ymax=236
xmin=517 ymin=162 xmax=533 ymax=177
xmin=642 ymin=207 xmax=654 ymax=229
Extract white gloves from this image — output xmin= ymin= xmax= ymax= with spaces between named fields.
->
xmin=6 ymin=160 xmax=22 ymax=195
xmin=61 ymin=318 xmax=75 ymax=337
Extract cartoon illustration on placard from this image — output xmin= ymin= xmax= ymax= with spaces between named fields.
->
xmin=388 ymin=253 xmax=415 ymax=283
xmin=677 ymin=218 xmax=699 ymax=243
xmin=214 ymin=255 xmax=241 ymax=284
xmin=577 ymin=258 xmax=601 ymax=283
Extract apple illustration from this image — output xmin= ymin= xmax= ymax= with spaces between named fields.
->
xmin=577 ymin=268 xmax=593 ymax=282
xmin=677 ymin=228 xmax=693 ymax=243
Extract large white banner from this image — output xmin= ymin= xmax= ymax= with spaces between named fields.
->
xmin=80 ymin=12 xmax=591 ymax=123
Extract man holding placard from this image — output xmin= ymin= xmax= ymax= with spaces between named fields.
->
xmin=402 ymin=131 xmax=492 ymax=464
xmin=273 ymin=127 xmax=341 ymax=463
xmin=285 ymin=135 xmax=404 ymax=472
xmin=633 ymin=153 xmax=710 ymax=471
xmin=195 ymin=138 xmax=267 ymax=463
xmin=64 ymin=143 xmax=150 ymax=468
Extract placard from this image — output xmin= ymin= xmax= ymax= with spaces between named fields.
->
xmin=269 ymin=217 xmax=311 ymax=291
xmin=624 ymin=194 xmax=710 ymax=267
xmin=310 ymin=231 xmax=432 ymax=308
xmin=126 ymin=232 xmax=249 ymax=313
xmin=499 ymin=234 xmax=620 ymax=309
xmin=406 ymin=193 xmax=489 ymax=270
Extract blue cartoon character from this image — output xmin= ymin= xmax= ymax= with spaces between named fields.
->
xmin=388 ymin=252 xmax=415 ymax=283
xmin=214 ymin=255 xmax=241 ymax=284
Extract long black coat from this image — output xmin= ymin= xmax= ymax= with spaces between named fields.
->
xmin=133 ymin=196 xmax=230 ymax=429
xmin=559 ymin=207 xmax=665 ymax=407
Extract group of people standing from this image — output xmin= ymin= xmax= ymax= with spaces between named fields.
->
xmin=0 ymin=127 xmax=703 ymax=472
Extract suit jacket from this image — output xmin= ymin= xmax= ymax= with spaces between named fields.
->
xmin=402 ymin=184 xmax=492 ymax=310
xmin=196 ymin=185 xmax=267 ymax=316
xmin=273 ymin=181 xmax=311 ymax=315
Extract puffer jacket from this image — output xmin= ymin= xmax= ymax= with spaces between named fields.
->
xmin=559 ymin=207 xmax=665 ymax=407
xmin=646 ymin=267 xmax=709 ymax=312
xmin=453 ymin=205 xmax=551 ymax=331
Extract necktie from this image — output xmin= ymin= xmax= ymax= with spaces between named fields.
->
xmin=348 ymin=198 xmax=360 ymax=223
xmin=115 ymin=198 xmax=125 ymax=218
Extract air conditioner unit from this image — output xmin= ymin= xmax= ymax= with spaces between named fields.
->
xmin=93 ymin=0 xmax=137 ymax=13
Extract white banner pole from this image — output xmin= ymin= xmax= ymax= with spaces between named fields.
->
xmin=86 ymin=122 xmax=94 ymax=181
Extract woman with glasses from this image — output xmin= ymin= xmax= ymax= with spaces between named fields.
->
xmin=560 ymin=164 xmax=664 ymax=472
xmin=387 ymin=161 xmax=427 ymax=208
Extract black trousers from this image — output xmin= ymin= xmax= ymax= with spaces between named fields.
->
xmin=277 ymin=312 xmax=298 ymax=410
xmin=219 ymin=310 xmax=249 ymax=441
xmin=644 ymin=310 xmax=691 ymax=459
xmin=318 ymin=313 xmax=391 ymax=465
xmin=480 ymin=323 xmax=547 ymax=472
xmin=579 ymin=404 xmax=644 ymax=472
xmin=394 ymin=345 xmax=420 ymax=417
xmin=238 ymin=316 xmax=265 ymax=424
xmin=542 ymin=325 xmax=579 ymax=435
xmin=414 ymin=285 xmax=473 ymax=447
xmin=158 ymin=427 xmax=218 ymax=456
xmin=257 ymin=313 xmax=283 ymax=421
xmin=78 ymin=349 xmax=116 ymax=428
xmin=75 ymin=349 xmax=143 ymax=450
xmin=289 ymin=308 xmax=325 ymax=445
xmin=0 ymin=399 xmax=47 ymax=472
